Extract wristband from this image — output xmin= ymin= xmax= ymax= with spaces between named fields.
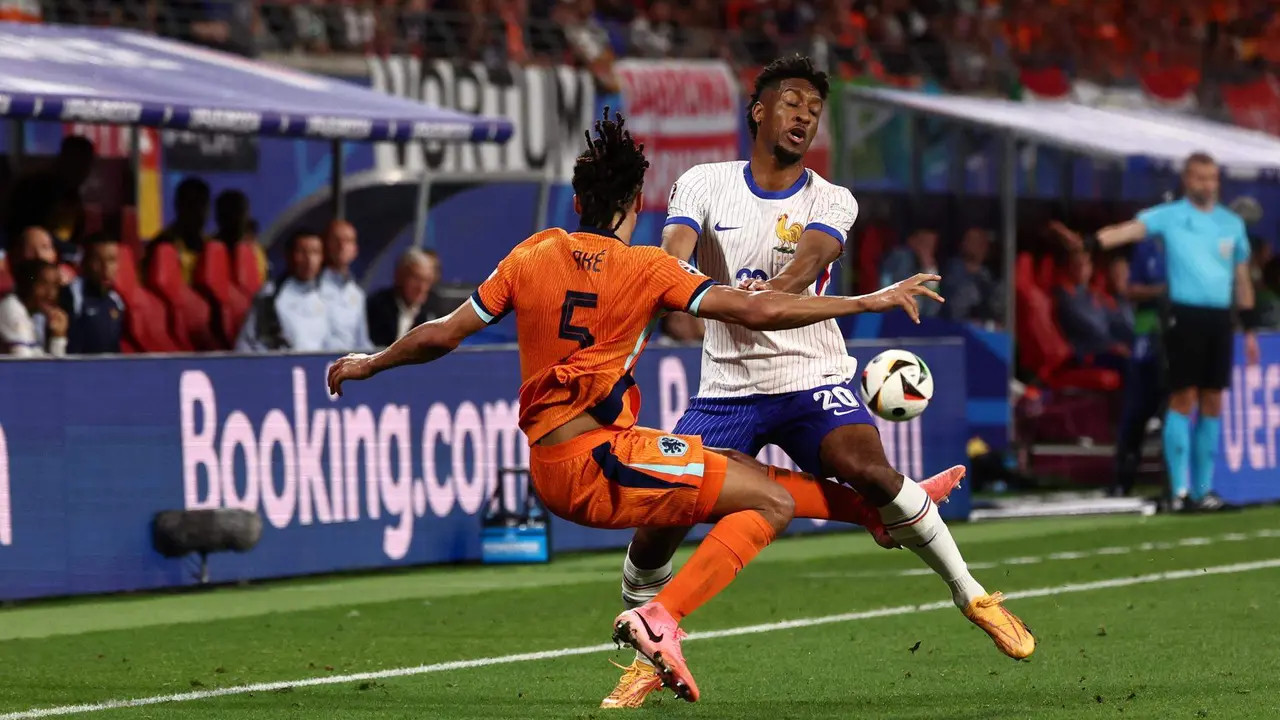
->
xmin=1240 ymin=307 xmax=1262 ymax=331
xmin=1082 ymin=233 xmax=1100 ymax=253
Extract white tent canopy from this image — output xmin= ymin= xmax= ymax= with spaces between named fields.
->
xmin=847 ymin=87 xmax=1280 ymax=172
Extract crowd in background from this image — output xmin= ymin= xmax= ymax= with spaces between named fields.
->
xmin=0 ymin=137 xmax=453 ymax=357
xmin=0 ymin=0 xmax=1274 ymax=102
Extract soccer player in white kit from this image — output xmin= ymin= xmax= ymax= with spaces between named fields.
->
xmin=601 ymin=56 xmax=1034 ymax=709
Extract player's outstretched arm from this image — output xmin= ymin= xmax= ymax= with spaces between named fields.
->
xmin=327 ymin=302 xmax=487 ymax=396
xmin=1096 ymin=219 xmax=1148 ymax=250
xmin=696 ymin=273 xmax=943 ymax=330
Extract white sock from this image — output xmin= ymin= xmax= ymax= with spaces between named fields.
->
xmin=621 ymin=547 xmax=673 ymax=666
xmin=878 ymin=478 xmax=986 ymax=609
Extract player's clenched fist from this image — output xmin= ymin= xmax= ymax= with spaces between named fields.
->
xmin=860 ymin=273 xmax=944 ymax=324
xmin=327 ymin=353 xmax=376 ymax=397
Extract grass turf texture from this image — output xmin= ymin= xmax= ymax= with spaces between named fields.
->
xmin=2 ymin=508 xmax=1279 ymax=719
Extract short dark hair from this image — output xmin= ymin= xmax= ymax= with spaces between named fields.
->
xmin=215 ymin=189 xmax=249 ymax=220
xmin=176 ymin=177 xmax=211 ymax=205
xmin=1184 ymin=152 xmax=1217 ymax=171
xmin=59 ymin=135 xmax=94 ymax=158
xmin=747 ymin=55 xmax=830 ymax=139
xmin=571 ymin=107 xmax=650 ymax=231
xmin=13 ymin=259 xmax=56 ymax=298
xmin=81 ymin=231 xmax=119 ymax=253
xmin=285 ymin=229 xmax=321 ymax=254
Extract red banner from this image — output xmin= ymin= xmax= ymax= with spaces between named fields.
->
xmin=616 ymin=60 xmax=740 ymax=212
xmin=1223 ymin=77 xmax=1280 ymax=137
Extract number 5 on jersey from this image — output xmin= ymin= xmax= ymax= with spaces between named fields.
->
xmin=559 ymin=291 xmax=598 ymax=348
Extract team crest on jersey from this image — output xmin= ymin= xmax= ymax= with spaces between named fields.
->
xmin=774 ymin=214 xmax=802 ymax=254
xmin=1219 ymin=239 xmax=1234 ymax=259
xmin=676 ymin=259 xmax=700 ymax=275
xmin=658 ymin=436 xmax=689 ymax=457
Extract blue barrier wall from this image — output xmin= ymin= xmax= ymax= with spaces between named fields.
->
xmin=0 ymin=339 xmax=969 ymax=601
xmin=1217 ymin=333 xmax=1280 ymax=505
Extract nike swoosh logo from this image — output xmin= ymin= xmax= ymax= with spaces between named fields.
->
xmin=714 ymin=223 xmax=741 ymax=232
xmin=915 ymin=532 xmax=938 ymax=548
xmin=635 ymin=612 xmax=665 ymax=643
xmin=833 ymin=409 xmax=859 ymax=416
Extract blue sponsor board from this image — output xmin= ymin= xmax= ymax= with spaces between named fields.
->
xmin=1216 ymin=333 xmax=1280 ymax=505
xmin=0 ymin=340 xmax=968 ymax=601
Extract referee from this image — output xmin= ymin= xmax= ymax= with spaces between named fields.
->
xmin=1094 ymin=152 xmax=1261 ymax=511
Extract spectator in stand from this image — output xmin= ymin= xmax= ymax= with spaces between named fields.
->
xmin=0 ymin=260 xmax=67 ymax=357
xmin=5 ymin=135 xmax=95 ymax=261
xmin=941 ymin=227 xmax=1000 ymax=325
xmin=1113 ymin=238 xmax=1166 ymax=497
xmin=147 ymin=177 xmax=211 ymax=284
xmin=237 ymin=229 xmax=329 ymax=352
xmin=213 ymin=189 xmax=269 ymax=283
xmin=8 ymin=226 xmax=75 ymax=285
xmin=59 ymin=233 xmax=124 ymax=355
xmin=366 ymin=249 xmax=452 ymax=347
xmin=630 ymin=0 xmax=675 ymax=57
xmin=558 ymin=0 xmax=621 ymax=92
xmin=319 ymin=220 xmax=373 ymax=351
xmin=1054 ymin=250 xmax=1132 ymax=370
xmin=880 ymin=228 xmax=941 ymax=317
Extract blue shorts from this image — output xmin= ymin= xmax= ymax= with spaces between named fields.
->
xmin=672 ymin=377 xmax=877 ymax=476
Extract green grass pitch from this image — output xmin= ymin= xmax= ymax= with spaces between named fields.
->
xmin=3 ymin=507 xmax=1280 ymax=719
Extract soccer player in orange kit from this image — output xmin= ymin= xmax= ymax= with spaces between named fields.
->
xmin=327 ymin=109 xmax=960 ymax=703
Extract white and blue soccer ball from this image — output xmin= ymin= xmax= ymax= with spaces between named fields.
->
xmin=859 ymin=349 xmax=934 ymax=422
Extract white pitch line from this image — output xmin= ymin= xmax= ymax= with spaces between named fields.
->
xmin=4 ymin=558 xmax=1280 ymax=719
xmin=805 ymin=528 xmax=1279 ymax=581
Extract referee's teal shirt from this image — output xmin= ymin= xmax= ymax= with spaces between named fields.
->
xmin=1137 ymin=199 xmax=1249 ymax=309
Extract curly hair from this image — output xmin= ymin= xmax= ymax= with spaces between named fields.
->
xmin=747 ymin=55 xmax=830 ymax=139
xmin=571 ymin=107 xmax=650 ymax=231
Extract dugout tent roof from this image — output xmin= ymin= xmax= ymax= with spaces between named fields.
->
xmin=849 ymin=86 xmax=1280 ymax=172
xmin=0 ymin=23 xmax=513 ymax=144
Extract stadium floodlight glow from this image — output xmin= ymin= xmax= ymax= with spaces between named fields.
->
xmin=152 ymin=509 xmax=263 ymax=584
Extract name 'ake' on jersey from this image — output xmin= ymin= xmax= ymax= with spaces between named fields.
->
xmin=665 ymin=161 xmax=859 ymax=398
xmin=469 ymin=226 xmax=716 ymax=444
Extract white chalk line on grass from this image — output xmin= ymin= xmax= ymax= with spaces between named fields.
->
xmin=803 ymin=528 xmax=1280 ymax=580
xmin=5 ymin=558 xmax=1280 ymax=719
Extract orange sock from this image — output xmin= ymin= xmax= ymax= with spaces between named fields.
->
xmin=654 ymin=510 xmax=776 ymax=622
xmin=766 ymin=466 xmax=878 ymax=526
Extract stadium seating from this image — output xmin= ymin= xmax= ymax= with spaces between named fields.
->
xmin=193 ymin=243 xmax=251 ymax=348
xmin=114 ymin=245 xmax=180 ymax=353
xmin=1014 ymin=252 xmax=1120 ymax=393
xmin=82 ymin=203 xmax=103 ymax=235
xmin=146 ymin=242 xmax=221 ymax=351
xmin=233 ymin=241 xmax=265 ymax=298
xmin=119 ymin=205 xmax=140 ymax=258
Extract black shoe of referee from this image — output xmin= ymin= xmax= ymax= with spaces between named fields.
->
xmin=1190 ymin=492 xmax=1236 ymax=512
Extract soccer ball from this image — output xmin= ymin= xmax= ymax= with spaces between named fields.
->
xmin=860 ymin=349 xmax=933 ymax=422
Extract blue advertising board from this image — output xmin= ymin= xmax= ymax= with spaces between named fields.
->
xmin=1216 ymin=332 xmax=1280 ymax=505
xmin=0 ymin=339 xmax=969 ymax=601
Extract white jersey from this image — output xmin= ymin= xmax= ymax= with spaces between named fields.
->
xmin=666 ymin=161 xmax=859 ymax=397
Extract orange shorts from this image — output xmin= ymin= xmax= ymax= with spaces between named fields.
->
xmin=529 ymin=426 xmax=728 ymax=530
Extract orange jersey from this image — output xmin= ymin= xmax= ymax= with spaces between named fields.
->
xmin=469 ymin=226 xmax=716 ymax=444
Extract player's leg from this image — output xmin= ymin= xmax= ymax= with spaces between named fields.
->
xmin=619 ymin=398 xmax=760 ymax=613
xmin=1162 ymin=305 xmax=1201 ymax=509
xmin=763 ymin=378 xmax=1031 ymax=659
xmin=1190 ymin=314 xmax=1232 ymax=510
xmin=721 ymin=448 xmax=963 ymax=548
xmin=814 ymin=422 xmax=1033 ymax=658
xmin=605 ymin=430 xmax=792 ymax=702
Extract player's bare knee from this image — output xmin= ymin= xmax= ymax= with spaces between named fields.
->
xmin=829 ymin=452 xmax=901 ymax=498
xmin=758 ymin=482 xmax=795 ymax=531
